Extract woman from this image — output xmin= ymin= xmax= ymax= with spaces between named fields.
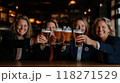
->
xmin=90 ymin=17 xmax=120 ymax=64
xmin=0 ymin=15 xmax=40 ymax=61
xmin=61 ymin=16 xmax=94 ymax=61
xmin=32 ymin=19 xmax=61 ymax=61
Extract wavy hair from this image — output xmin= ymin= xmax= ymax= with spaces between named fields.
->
xmin=42 ymin=19 xmax=59 ymax=29
xmin=73 ymin=16 xmax=89 ymax=35
xmin=92 ymin=17 xmax=115 ymax=37
xmin=11 ymin=15 xmax=33 ymax=38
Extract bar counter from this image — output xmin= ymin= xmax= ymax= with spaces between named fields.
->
xmin=0 ymin=61 xmax=120 ymax=67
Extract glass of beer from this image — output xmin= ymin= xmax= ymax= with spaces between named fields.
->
xmin=41 ymin=29 xmax=51 ymax=46
xmin=63 ymin=28 xmax=72 ymax=45
xmin=54 ymin=28 xmax=62 ymax=45
xmin=73 ymin=29 xmax=83 ymax=47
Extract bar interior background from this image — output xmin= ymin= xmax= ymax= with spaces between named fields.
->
xmin=0 ymin=0 xmax=120 ymax=42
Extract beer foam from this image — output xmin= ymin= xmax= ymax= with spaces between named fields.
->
xmin=54 ymin=28 xmax=62 ymax=31
xmin=73 ymin=30 xmax=82 ymax=33
xmin=63 ymin=30 xmax=72 ymax=32
xmin=42 ymin=29 xmax=50 ymax=33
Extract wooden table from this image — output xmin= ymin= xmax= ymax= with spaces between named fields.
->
xmin=0 ymin=61 xmax=120 ymax=67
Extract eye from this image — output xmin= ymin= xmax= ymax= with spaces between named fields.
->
xmin=52 ymin=26 xmax=55 ymax=29
xmin=82 ymin=24 xmax=85 ymax=27
xmin=76 ymin=25 xmax=79 ymax=27
xmin=102 ymin=26 xmax=105 ymax=28
xmin=96 ymin=26 xmax=99 ymax=28
xmin=17 ymin=24 xmax=21 ymax=26
xmin=24 ymin=25 xmax=28 ymax=27
xmin=46 ymin=27 xmax=50 ymax=30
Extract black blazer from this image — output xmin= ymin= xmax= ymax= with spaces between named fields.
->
xmin=31 ymin=44 xmax=62 ymax=61
xmin=0 ymin=31 xmax=32 ymax=61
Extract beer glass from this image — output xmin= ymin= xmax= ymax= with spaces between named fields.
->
xmin=63 ymin=29 xmax=72 ymax=45
xmin=54 ymin=28 xmax=62 ymax=45
xmin=73 ymin=29 xmax=83 ymax=47
xmin=41 ymin=29 xmax=51 ymax=46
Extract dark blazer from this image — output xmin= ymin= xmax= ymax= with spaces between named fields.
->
xmin=93 ymin=36 xmax=120 ymax=64
xmin=0 ymin=31 xmax=32 ymax=61
xmin=31 ymin=44 xmax=62 ymax=61
xmin=61 ymin=38 xmax=94 ymax=61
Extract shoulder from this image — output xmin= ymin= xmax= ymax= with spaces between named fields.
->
xmin=107 ymin=36 xmax=120 ymax=42
xmin=2 ymin=31 xmax=17 ymax=40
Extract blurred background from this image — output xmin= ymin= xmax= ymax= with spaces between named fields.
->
xmin=0 ymin=0 xmax=120 ymax=41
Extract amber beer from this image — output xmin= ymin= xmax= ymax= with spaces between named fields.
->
xmin=73 ymin=29 xmax=83 ymax=47
xmin=54 ymin=28 xmax=62 ymax=44
xmin=41 ymin=29 xmax=50 ymax=46
xmin=63 ymin=29 xmax=72 ymax=45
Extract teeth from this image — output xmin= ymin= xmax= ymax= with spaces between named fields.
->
xmin=99 ymin=32 xmax=103 ymax=34
xmin=20 ymin=30 xmax=25 ymax=32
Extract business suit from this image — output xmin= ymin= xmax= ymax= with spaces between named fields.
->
xmin=61 ymin=38 xmax=94 ymax=61
xmin=93 ymin=36 xmax=120 ymax=64
xmin=31 ymin=44 xmax=62 ymax=61
xmin=0 ymin=31 xmax=32 ymax=61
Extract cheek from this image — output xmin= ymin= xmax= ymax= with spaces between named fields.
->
xmin=82 ymin=27 xmax=86 ymax=33
xmin=16 ymin=26 xmax=20 ymax=30
xmin=95 ymin=28 xmax=98 ymax=33
xmin=25 ymin=27 xmax=28 ymax=31
xmin=75 ymin=27 xmax=78 ymax=29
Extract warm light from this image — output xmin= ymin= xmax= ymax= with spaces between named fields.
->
xmin=9 ymin=10 xmax=12 ymax=13
xmin=43 ymin=21 xmax=45 ymax=23
xmin=88 ymin=9 xmax=91 ymax=12
xmin=100 ymin=3 xmax=102 ymax=7
xmin=69 ymin=0 xmax=76 ymax=5
xmin=16 ymin=6 xmax=18 ymax=9
xmin=29 ymin=18 xmax=35 ymax=23
xmin=0 ymin=8 xmax=3 ymax=11
xmin=11 ymin=13 xmax=15 ymax=17
xmin=36 ymin=20 xmax=42 ymax=24
xmin=84 ymin=11 xmax=87 ymax=15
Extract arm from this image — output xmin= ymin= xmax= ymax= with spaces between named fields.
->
xmin=99 ymin=38 xmax=120 ymax=55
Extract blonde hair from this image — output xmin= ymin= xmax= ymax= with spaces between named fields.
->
xmin=73 ymin=16 xmax=89 ymax=35
xmin=11 ymin=15 xmax=33 ymax=38
xmin=92 ymin=17 xmax=115 ymax=37
xmin=42 ymin=19 xmax=59 ymax=29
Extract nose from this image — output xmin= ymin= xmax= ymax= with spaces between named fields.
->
xmin=99 ymin=27 xmax=102 ymax=32
xmin=79 ymin=25 xmax=82 ymax=30
xmin=21 ymin=25 xmax=24 ymax=29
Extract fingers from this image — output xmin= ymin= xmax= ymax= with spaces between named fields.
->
xmin=62 ymin=34 xmax=65 ymax=43
xmin=49 ymin=35 xmax=56 ymax=45
xmin=36 ymin=34 xmax=47 ymax=44
xmin=76 ymin=35 xmax=86 ymax=43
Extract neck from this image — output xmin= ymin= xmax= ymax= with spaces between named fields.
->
xmin=17 ymin=35 xmax=23 ymax=40
xmin=101 ymin=35 xmax=108 ymax=42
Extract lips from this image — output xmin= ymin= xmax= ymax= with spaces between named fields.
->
xmin=99 ymin=32 xmax=104 ymax=34
xmin=19 ymin=29 xmax=26 ymax=33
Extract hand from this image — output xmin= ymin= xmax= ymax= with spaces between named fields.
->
xmin=76 ymin=35 xmax=97 ymax=48
xmin=61 ymin=33 xmax=65 ymax=43
xmin=49 ymin=32 xmax=56 ymax=45
xmin=31 ymin=34 xmax=47 ymax=45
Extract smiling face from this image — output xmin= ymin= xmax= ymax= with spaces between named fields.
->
xmin=16 ymin=19 xmax=28 ymax=39
xmin=46 ymin=22 xmax=56 ymax=32
xmin=95 ymin=20 xmax=110 ymax=41
xmin=75 ymin=20 xmax=86 ymax=34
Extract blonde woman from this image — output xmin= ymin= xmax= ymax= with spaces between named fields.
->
xmin=0 ymin=15 xmax=41 ymax=61
xmin=90 ymin=17 xmax=120 ymax=64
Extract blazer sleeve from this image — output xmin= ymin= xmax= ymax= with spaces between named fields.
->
xmin=99 ymin=37 xmax=120 ymax=56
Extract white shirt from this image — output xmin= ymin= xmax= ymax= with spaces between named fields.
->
xmin=76 ymin=44 xmax=83 ymax=61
